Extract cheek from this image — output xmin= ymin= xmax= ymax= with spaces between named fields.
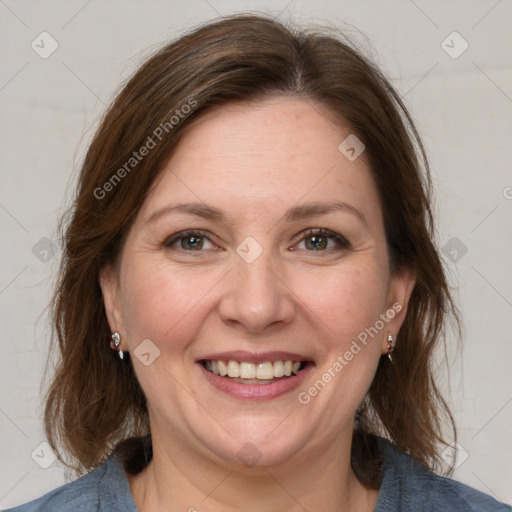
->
xmin=297 ymin=261 xmax=389 ymax=342
xmin=119 ymin=258 xmax=217 ymax=352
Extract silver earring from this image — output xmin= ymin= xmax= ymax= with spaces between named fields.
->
xmin=110 ymin=331 xmax=124 ymax=360
xmin=387 ymin=334 xmax=395 ymax=363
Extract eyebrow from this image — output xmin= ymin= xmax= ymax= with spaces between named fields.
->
xmin=146 ymin=201 xmax=367 ymax=226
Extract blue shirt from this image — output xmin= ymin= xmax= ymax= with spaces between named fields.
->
xmin=7 ymin=440 xmax=511 ymax=511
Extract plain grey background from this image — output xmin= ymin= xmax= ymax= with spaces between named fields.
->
xmin=0 ymin=0 xmax=511 ymax=508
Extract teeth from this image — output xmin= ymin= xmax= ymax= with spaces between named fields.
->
xmin=273 ymin=360 xmax=284 ymax=377
xmin=218 ymin=360 xmax=228 ymax=376
xmin=240 ymin=362 xmax=256 ymax=379
xmin=256 ymin=362 xmax=274 ymax=380
xmin=205 ymin=359 xmax=304 ymax=380
xmin=227 ymin=361 xmax=240 ymax=378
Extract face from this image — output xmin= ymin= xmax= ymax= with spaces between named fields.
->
xmin=101 ymin=96 xmax=414 ymax=469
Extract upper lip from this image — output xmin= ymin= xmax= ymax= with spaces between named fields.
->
xmin=197 ymin=350 xmax=312 ymax=364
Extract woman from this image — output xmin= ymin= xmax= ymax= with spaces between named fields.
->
xmin=9 ymin=14 xmax=510 ymax=512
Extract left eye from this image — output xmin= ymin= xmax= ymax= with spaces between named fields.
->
xmin=294 ymin=229 xmax=351 ymax=252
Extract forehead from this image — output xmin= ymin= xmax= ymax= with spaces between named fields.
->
xmin=138 ymin=96 xmax=382 ymax=227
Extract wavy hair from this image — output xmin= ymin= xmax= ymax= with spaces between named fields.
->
xmin=45 ymin=14 xmax=459 ymax=486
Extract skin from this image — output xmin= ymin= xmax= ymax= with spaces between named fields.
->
xmin=101 ymin=95 xmax=415 ymax=511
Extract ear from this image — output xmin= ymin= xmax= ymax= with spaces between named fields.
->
xmin=99 ymin=264 xmax=128 ymax=351
xmin=382 ymin=268 xmax=416 ymax=354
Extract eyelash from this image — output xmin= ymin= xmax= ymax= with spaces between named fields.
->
xmin=163 ymin=228 xmax=351 ymax=253
xmin=298 ymin=228 xmax=352 ymax=251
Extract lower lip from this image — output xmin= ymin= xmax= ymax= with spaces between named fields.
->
xmin=198 ymin=362 xmax=313 ymax=401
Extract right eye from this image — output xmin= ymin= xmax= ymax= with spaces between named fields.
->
xmin=163 ymin=230 xmax=217 ymax=251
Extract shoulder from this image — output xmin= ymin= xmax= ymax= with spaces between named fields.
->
xmin=5 ymin=455 xmax=138 ymax=512
xmin=376 ymin=438 xmax=511 ymax=512
xmin=5 ymin=465 xmax=106 ymax=512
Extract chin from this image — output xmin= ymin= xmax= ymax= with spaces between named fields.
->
xmin=188 ymin=412 xmax=315 ymax=470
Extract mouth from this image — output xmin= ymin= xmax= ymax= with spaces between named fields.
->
xmin=197 ymin=352 xmax=314 ymax=400
xmin=200 ymin=359 xmax=310 ymax=384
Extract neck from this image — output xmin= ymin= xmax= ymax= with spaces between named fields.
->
xmin=128 ymin=427 xmax=379 ymax=512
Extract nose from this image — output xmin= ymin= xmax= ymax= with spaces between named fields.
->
xmin=218 ymin=249 xmax=295 ymax=334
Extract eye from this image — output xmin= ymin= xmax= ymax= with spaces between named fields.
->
xmin=162 ymin=228 xmax=350 ymax=254
xmin=293 ymin=229 xmax=351 ymax=252
xmin=163 ymin=230 xmax=216 ymax=251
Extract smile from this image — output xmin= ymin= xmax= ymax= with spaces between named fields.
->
xmin=198 ymin=353 xmax=314 ymax=400
xmin=202 ymin=359 xmax=306 ymax=383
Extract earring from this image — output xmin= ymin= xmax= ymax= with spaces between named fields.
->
xmin=387 ymin=334 xmax=395 ymax=363
xmin=110 ymin=331 xmax=124 ymax=360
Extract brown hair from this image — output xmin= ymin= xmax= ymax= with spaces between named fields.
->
xmin=45 ymin=14 xmax=459 ymax=486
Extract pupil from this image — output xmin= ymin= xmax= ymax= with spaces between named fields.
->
xmin=307 ymin=235 xmax=327 ymax=250
xmin=184 ymin=236 xmax=202 ymax=250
